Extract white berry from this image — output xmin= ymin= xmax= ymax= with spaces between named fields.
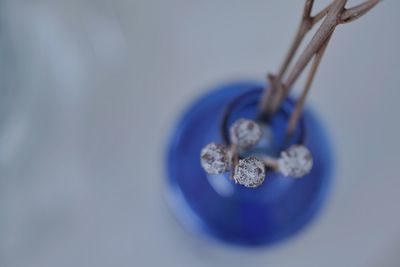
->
xmin=229 ymin=118 xmax=262 ymax=149
xmin=278 ymin=145 xmax=313 ymax=178
xmin=233 ymin=157 xmax=266 ymax=188
xmin=200 ymin=143 xmax=230 ymax=174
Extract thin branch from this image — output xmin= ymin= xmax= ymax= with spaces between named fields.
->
xmin=269 ymin=0 xmax=348 ymax=113
xmin=259 ymin=0 xmax=336 ymax=116
xmin=260 ymin=0 xmax=380 ymax=120
xmin=259 ymin=0 xmax=316 ymax=115
xmin=262 ymin=156 xmax=279 ymax=171
xmin=303 ymin=0 xmax=315 ymax=19
xmin=340 ymin=0 xmax=380 ymax=23
xmin=312 ymin=0 xmax=336 ymax=23
xmin=258 ymin=74 xmax=277 ymax=118
xmin=259 ymin=20 xmax=309 ymax=115
xmin=286 ymin=33 xmax=332 ymax=136
xmin=230 ymin=143 xmax=238 ymax=179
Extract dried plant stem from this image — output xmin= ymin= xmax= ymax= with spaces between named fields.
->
xmin=286 ymin=34 xmax=332 ymax=136
xmin=341 ymin=0 xmax=380 ymax=23
xmin=269 ymin=0 xmax=347 ymax=114
xmin=313 ymin=1 xmax=336 ymax=22
xmin=259 ymin=0 xmax=332 ymax=116
xmin=259 ymin=0 xmax=380 ymax=120
xmin=262 ymin=156 xmax=279 ymax=171
xmin=230 ymin=143 xmax=238 ymax=179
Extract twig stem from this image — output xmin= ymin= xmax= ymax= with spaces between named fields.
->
xmin=259 ymin=0 xmax=380 ymax=120
xmin=286 ymin=33 xmax=332 ymax=136
xmin=259 ymin=0 xmax=315 ymax=115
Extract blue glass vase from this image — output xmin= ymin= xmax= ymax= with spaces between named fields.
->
xmin=166 ymin=81 xmax=333 ymax=246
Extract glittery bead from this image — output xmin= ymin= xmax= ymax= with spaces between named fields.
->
xmin=233 ymin=157 xmax=266 ymax=188
xmin=200 ymin=143 xmax=230 ymax=174
xmin=229 ymin=119 xmax=262 ymax=149
xmin=278 ymin=145 xmax=313 ymax=178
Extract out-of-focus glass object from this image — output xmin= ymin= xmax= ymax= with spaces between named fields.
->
xmin=166 ymin=82 xmax=333 ymax=246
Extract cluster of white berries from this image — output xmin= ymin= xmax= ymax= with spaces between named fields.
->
xmin=200 ymin=118 xmax=313 ymax=188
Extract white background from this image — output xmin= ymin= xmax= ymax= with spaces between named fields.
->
xmin=1 ymin=0 xmax=399 ymax=266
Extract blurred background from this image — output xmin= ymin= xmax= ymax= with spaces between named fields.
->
xmin=0 ymin=0 xmax=399 ymax=266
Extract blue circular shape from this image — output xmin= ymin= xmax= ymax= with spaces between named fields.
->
xmin=166 ymin=81 xmax=334 ymax=246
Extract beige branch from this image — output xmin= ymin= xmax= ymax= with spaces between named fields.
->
xmin=312 ymin=0 xmax=336 ymax=23
xmin=286 ymin=33 xmax=332 ymax=136
xmin=259 ymin=0 xmax=332 ymax=115
xmin=269 ymin=0 xmax=348 ymax=113
xmin=340 ymin=0 xmax=380 ymax=23
xmin=259 ymin=0 xmax=380 ymax=122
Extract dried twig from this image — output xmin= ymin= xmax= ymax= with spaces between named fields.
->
xmin=340 ymin=0 xmax=380 ymax=23
xmin=269 ymin=0 xmax=347 ymax=114
xmin=230 ymin=143 xmax=238 ymax=179
xmin=286 ymin=33 xmax=332 ymax=136
xmin=259 ymin=0 xmax=380 ymax=122
xmin=259 ymin=0 xmax=333 ymax=116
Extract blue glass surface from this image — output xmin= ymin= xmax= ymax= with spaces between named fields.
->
xmin=166 ymin=81 xmax=334 ymax=246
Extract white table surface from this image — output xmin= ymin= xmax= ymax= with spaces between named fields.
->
xmin=1 ymin=0 xmax=400 ymax=266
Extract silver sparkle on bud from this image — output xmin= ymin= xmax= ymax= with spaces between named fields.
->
xmin=200 ymin=143 xmax=230 ymax=174
xmin=233 ymin=156 xmax=266 ymax=188
xmin=278 ymin=145 xmax=313 ymax=178
xmin=229 ymin=118 xmax=262 ymax=149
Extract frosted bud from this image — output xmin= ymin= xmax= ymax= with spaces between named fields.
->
xmin=278 ymin=145 xmax=313 ymax=178
xmin=229 ymin=118 xmax=262 ymax=149
xmin=233 ymin=156 xmax=266 ymax=188
xmin=200 ymin=143 xmax=230 ymax=174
